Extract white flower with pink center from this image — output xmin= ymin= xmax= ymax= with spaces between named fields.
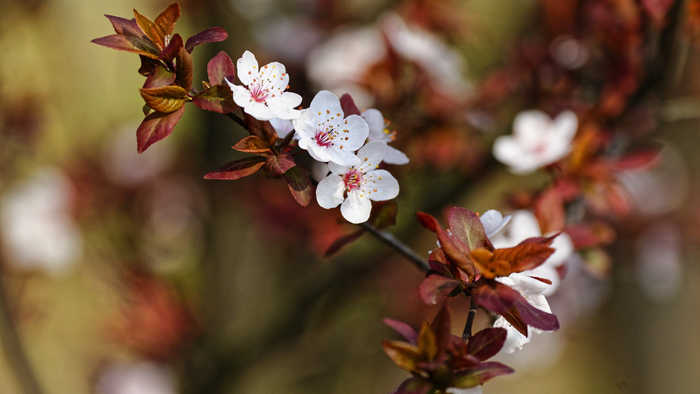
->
xmin=316 ymin=141 xmax=399 ymax=224
xmin=493 ymin=110 xmax=578 ymax=174
xmin=294 ymin=90 xmax=369 ymax=166
xmin=361 ymin=109 xmax=409 ymax=165
xmin=225 ymin=50 xmax=302 ymax=121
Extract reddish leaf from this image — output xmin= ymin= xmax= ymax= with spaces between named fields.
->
xmin=203 ymin=156 xmax=266 ymax=181
xmin=467 ymin=328 xmax=507 ymax=361
xmin=472 ymin=281 xmax=559 ymax=336
xmin=447 ymin=206 xmax=489 ymax=251
xmin=452 ymin=361 xmax=514 ymax=387
xmin=416 ymin=212 xmax=475 ymax=278
xmin=160 ymin=33 xmax=183 ymax=63
xmin=340 ymin=93 xmax=361 ymax=116
xmin=642 ymin=0 xmax=674 ymax=26
xmin=140 ymin=85 xmax=189 ymax=113
xmin=416 ymin=211 xmax=440 ymax=232
xmin=419 ymin=274 xmax=460 ymax=305
xmin=207 ymin=51 xmax=236 ymax=86
xmin=192 ymin=85 xmax=236 ymax=114
xmin=430 ymin=304 xmax=451 ymax=357
xmin=91 ymin=34 xmax=159 ymax=59
xmin=384 ymin=318 xmax=418 ymax=343
xmin=232 ymin=135 xmax=271 ymax=153
xmin=185 ymin=27 xmax=229 ymax=53
xmin=154 ymin=3 xmax=180 ymax=37
xmin=266 ymin=152 xmax=296 ymax=175
xmin=142 ymin=65 xmax=176 ymax=89
xmin=105 ymin=15 xmax=143 ymax=36
xmin=133 ymin=9 xmax=164 ymax=49
xmin=613 ymin=149 xmax=660 ymax=170
xmin=136 ymin=106 xmax=185 ymax=153
xmin=490 ymin=235 xmax=557 ymax=274
xmin=175 ymin=46 xmax=193 ymax=90
xmin=284 ymin=166 xmax=312 ymax=207
xmin=325 ymin=230 xmax=365 ymax=257
xmin=534 ymin=188 xmax=565 ymax=234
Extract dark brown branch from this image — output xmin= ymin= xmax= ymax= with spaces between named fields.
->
xmin=462 ymin=296 xmax=477 ymax=340
xmin=358 ymin=222 xmax=430 ymax=272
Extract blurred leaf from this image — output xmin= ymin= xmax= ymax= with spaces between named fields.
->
xmin=417 ymin=322 xmax=438 ymax=361
xmin=204 ymin=156 xmax=266 ymax=180
xmin=136 ymin=106 xmax=185 ymax=153
xmin=419 ymin=274 xmax=460 ymax=305
xmin=140 ymin=85 xmax=189 ymax=113
xmin=193 ymin=85 xmax=236 ymax=114
xmin=535 ymin=188 xmax=565 ymax=233
xmin=383 ymin=340 xmax=422 ymax=372
xmin=207 ymin=51 xmax=236 ymax=85
xmin=371 ymin=201 xmax=397 ymax=229
xmin=324 ymin=230 xmax=365 ymax=257
xmin=284 ymin=166 xmax=312 ymax=207
xmin=384 ymin=318 xmax=418 ymax=343
xmin=472 ymin=281 xmax=559 ymax=336
xmin=452 ymin=362 xmax=513 ymax=388
xmin=267 ymin=152 xmax=296 ymax=175
xmin=430 ymin=304 xmax=451 ymax=357
xmin=340 ymin=93 xmax=361 ymax=116
xmin=466 ymin=328 xmax=506 ymax=361
xmin=185 ymin=27 xmax=229 ymax=53
xmin=393 ymin=378 xmax=433 ymax=394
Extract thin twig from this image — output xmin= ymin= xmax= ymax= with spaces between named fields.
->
xmin=0 ymin=276 xmax=43 ymax=394
xmin=462 ymin=296 xmax=477 ymax=340
xmin=358 ymin=222 xmax=430 ymax=272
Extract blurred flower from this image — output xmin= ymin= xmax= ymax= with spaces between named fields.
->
xmin=255 ymin=16 xmax=321 ymax=63
xmin=447 ymin=388 xmax=482 ymax=394
xmin=294 ymin=90 xmax=369 ymax=166
xmin=316 ymin=142 xmax=399 ymax=224
xmin=225 ymin=50 xmax=302 ymax=121
xmin=95 ymin=361 xmax=175 ymax=394
xmin=383 ymin=13 xmax=470 ymax=96
xmin=362 ymin=109 xmax=409 ymax=165
xmin=1 ymin=168 xmax=81 ymax=274
xmin=307 ymin=27 xmax=386 ymax=91
xmin=479 ymin=209 xmax=511 ymax=239
xmin=550 ymin=35 xmax=589 ymax=69
xmin=102 ymin=127 xmax=174 ymax=187
xmin=493 ymin=110 xmax=578 ymax=174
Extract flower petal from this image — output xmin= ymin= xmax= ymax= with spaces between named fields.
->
xmin=267 ymin=92 xmax=302 ymax=120
xmin=553 ymin=110 xmax=578 ymax=142
xmin=269 ymin=118 xmax=294 ymax=139
xmin=340 ymin=190 xmax=372 ymax=223
xmin=513 ymin=110 xmax=550 ymax=147
xmin=309 ymin=90 xmax=343 ymax=121
xmin=480 ymin=209 xmax=511 ymax=239
xmin=328 ymin=161 xmax=350 ymax=175
xmin=337 ymin=114 xmax=369 ymax=152
xmin=258 ymin=61 xmax=289 ymax=95
xmin=493 ymin=136 xmax=537 ymax=174
xmin=363 ymin=169 xmax=399 ymax=201
xmin=311 ymin=161 xmax=330 ymax=182
xmin=242 ymin=100 xmax=274 ymax=121
xmin=236 ymin=50 xmax=259 ymax=86
xmin=326 ymin=149 xmax=360 ymax=167
xmin=362 ymin=108 xmax=385 ymax=139
xmin=316 ymin=174 xmax=345 ymax=209
xmin=383 ymin=145 xmax=410 ymax=165
xmin=356 ymin=141 xmax=386 ymax=173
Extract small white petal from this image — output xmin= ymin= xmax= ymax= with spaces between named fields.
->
xmin=340 ymin=190 xmax=372 ymax=224
xmin=356 ymin=141 xmax=386 ymax=173
xmin=269 ymin=118 xmax=294 ymax=139
xmin=311 ymin=161 xmax=330 ymax=183
xmin=338 ymin=114 xmax=369 ymax=152
xmin=309 ymin=90 xmax=343 ymax=119
xmin=326 ymin=149 xmax=361 ymax=167
xmin=382 ymin=145 xmax=410 ymax=165
xmin=363 ymin=169 xmax=399 ymax=201
xmin=513 ymin=110 xmax=550 ymax=146
xmin=553 ymin=110 xmax=578 ymax=142
xmin=480 ymin=209 xmax=510 ymax=239
xmin=267 ymin=92 xmax=302 ymax=120
xmin=446 ymin=387 xmax=483 ymax=394
xmin=316 ymin=174 xmax=345 ymax=209
xmin=243 ymin=101 xmax=274 ymax=121
xmin=258 ymin=61 xmax=289 ymax=94
xmin=328 ymin=161 xmax=350 ymax=175
xmin=236 ymin=50 xmax=259 ymax=86
xmin=493 ymin=316 xmax=530 ymax=353
xmin=361 ymin=108 xmax=385 ymax=139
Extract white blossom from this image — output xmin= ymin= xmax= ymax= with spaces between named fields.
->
xmin=294 ymin=90 xmax=369 ymax=166
xmin=493 ymin=110 xmax=578 ymax=174
xmin=269 ymin=118 xmax=295 ymax=139
xmin=490 ymin=210 xmax=574 ymax=353
xmin=95 ymin=362 xmax=175 ymax=394
xmin=361 ymin=109 xmax=409 ymax=165
xmin=225 ymin=50 xmax=302 ymax=121
xmin=316 ymin=142 xmax=399 ymax=224
xmin=1 ymin=168 xmax=82 ymax=275
xmin=479 ymin=209 xmax=511 ymax=239
xmin=447 ymin=387 xmax=483 ymax=394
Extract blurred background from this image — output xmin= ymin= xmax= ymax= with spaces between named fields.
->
xmin=1 ymin=0 xmax=699 ymax=393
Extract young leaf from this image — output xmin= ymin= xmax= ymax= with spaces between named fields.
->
xmin=136 ymin=106 xmax=185 ymax=153
xmin=324 ymin=230 xmax=365 ymax=257
xmin=283 ymin=166 xmax=312 ymax=207
xmin=490 ymin=235 xmax=557 ymax=273
xmin=142 ymin=65 xmax=176 ymax=89
xmin=384 ymin=318 xmax=418 ymax=344
xmin=207 ymin=51 xmax=236 ymax=86
xmin=175 ymin=46 xmax=193 ymax=90
xmin=416 ymin=212 xmax=475 ymax=280
xmin=203 ymin=156 xmax=266 ymax=180
xmin=393 ymin=378 xmax=433 ymax=394
xmin=430 ymin=304 xmax=451 ymax=357
xmin=472 ymin=281 xmax=559 ymax=335
xmin=451 ymin=362 xmax=514 ymax=387
xmin=340 ymin=93 xmax=361 ymax=116
xmin=160 ymin=33 xmax=183 ymax=63
xmin=466 ymin=328 xmax=507 ymax=361
xmin=232 ymin=136 xmax=271 ymax=153
xmin=419 ymin=274 xmax=460 ymax=305
xmin=91 ymin=34 xmax=160 ymax=59
xmin=192 ymin=85 xmax=236 ymax=114
xmin=140 ymin=85 xmax=189 ymax=113
xmin=417 ymin=322 xmax=438 ymax=361
xmin=154 ymin=3 xmax=180 ymax=37
xmin=105 ymin=15 xmax=143 ymax=36
xmin=185 ymin=27 xmax=229 ymax=53
xmin=382 ymin=340 xmax=422 ymax=372
xmin=447 ymin=207 xmax=489 ymax=251
xmin=133 ymin=9 xmax=165 ymax=49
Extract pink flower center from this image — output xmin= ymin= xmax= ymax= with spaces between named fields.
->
xmin=314 ymin=130 xmax=334 ymax=147
xmin=343 ymin=169 xmax=363 ymax=191
xmin=249 ymin=82 xmax=269 ymax=103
